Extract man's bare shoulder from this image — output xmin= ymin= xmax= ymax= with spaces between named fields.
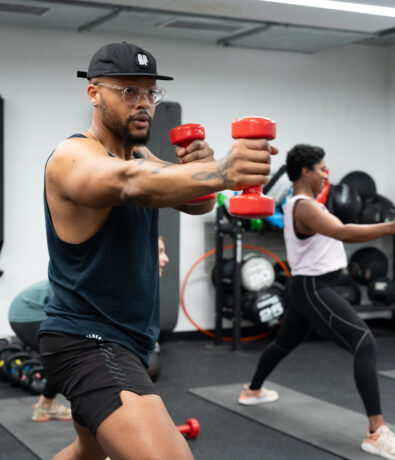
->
xmin=47 ymin=134 xmax=107 ymax=172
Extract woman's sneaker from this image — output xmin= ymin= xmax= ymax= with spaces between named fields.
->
xmin=238 ymin=383 xmax=279 ymax=406
xmin=361 ymin=425 xmax=395 ymax=459
xmin=32 ymin=400 xmax=72 ymax=422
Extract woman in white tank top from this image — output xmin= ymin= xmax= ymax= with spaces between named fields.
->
xmin=238 ymin=144 xmax=395 ymax=459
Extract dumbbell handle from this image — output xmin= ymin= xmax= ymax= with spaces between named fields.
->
xmin=169 ymin=124 xmax=216 ymax=203
xmin=169 ymin=123 xmax=205 ymax=148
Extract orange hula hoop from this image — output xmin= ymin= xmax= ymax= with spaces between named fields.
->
xmin=180 ymin=244 xmax=290 ymax=342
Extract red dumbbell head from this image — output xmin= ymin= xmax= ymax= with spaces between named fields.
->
xmin=169 ymin=123 xmax=215 ymax=203
xmin=229 ymin=191 xmax=275 ymax=218
xmin=169 ymin=123 xmax=205 ymax=147
xmin=186 ymin=418 xmax=200 ymax=438
xmin=177 ymin=418 xmax=200 ymax=438
xmin=231 ymin=117 xmax=276 ymax=140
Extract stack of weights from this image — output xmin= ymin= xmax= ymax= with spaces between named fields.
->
xmin=211 ymin=253 xmax=288 ymax=330
xmin=329 ymin=170 xmax=395 ymax=225
xmin=0 ymin=338 xmax=47 ymax=395
xmin=348 ymin=247 xmax=395 ymax=307
xmin=329 ymin=171 xmax=395 ymax=308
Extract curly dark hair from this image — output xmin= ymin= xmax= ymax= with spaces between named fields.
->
xmin=286 ymin=144 xmax=325 ymax=181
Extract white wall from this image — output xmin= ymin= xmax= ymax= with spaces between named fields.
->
xmin=0 ymin=25 xmax=390 ymax=336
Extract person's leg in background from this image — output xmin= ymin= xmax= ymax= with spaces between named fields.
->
xmin=239 ymin=280 xmax=314 ymax=405
xmin=297 ymin=274 xmax=395 ymax=458
xmin=10 ymin=320 xmax=72 ymax=422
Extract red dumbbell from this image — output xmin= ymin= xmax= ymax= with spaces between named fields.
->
xmin=169 ymin=123 xmax=216 ymax=204
xmin=229 ymin=116 xmax=276 ymax=219
xmin=316 ymin=169 xmax=330 ymax=205
xmin=177 ymin=418 xmax=200 ymax=438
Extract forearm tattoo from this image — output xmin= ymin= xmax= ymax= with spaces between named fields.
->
xmin=152 ymin=162 xmax=173 ymax=174
xmin=191 ymin=153 xmax=235 ymax=188
xmin=137 ymin=154 xmax=234 ymax=188
xmin=134 ymin=158 xmax=173 ymax=174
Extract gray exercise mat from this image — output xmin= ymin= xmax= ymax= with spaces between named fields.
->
xmin=379 ymin=369 xmax=395 ymax=380
xmin=0 ymin=395 xmax=74 ymax=459
xmin=189 ymin=382 xmax=394 ymax=460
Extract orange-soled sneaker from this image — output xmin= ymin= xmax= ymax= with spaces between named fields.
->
xmin=32 ymin=400 xmax=72 ymax=422
xmin=361 ymin=425 xmax=395 ymax=459
xmin=238 ymin=383 xmax=279 ymax=406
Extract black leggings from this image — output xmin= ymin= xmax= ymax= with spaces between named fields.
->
xmin=10 ymin=321 xmax=57 ymax=400
xmin=250 ymin=270 xmax=381 ymax=417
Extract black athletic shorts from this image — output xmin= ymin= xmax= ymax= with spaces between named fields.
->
xmin=39 ymin=332 xmax=158 ymax=436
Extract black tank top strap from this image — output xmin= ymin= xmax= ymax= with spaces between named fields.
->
xmin=68 ymin=133 xmax=88 ymax=139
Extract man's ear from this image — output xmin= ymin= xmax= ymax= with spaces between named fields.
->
xmin=87 ymin=84 xmax=99 ymax=107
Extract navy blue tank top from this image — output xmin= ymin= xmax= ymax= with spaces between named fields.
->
xmin=40 ymin=134 xmax=159 ymax=366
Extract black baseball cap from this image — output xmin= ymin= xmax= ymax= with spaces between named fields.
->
xmin=77 ymin=42 xmax=173 ymax=81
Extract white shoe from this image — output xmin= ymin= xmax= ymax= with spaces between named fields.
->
xmin=361 ymin=425 xmax=395 ymax=459
xmin=238 ymin=383 xmax=279 ymax=406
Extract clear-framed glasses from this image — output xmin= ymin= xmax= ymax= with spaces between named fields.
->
xmin=94 ymin=82 xmax=166 ymax=106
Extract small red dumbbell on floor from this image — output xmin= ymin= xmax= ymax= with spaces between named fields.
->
xmin=169 ymin=123 xmax=216 ymax=204
xmin=230 ymin=117 xmax=276 ymax=219
xmin=177 ymin=418 xmax=200 ymax=438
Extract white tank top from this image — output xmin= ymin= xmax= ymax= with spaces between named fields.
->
xmin=282 ymin=195 xmax=347 ymax=276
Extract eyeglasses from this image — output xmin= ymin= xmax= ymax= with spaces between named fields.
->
xmin=94 ymin=82 xmax=166 ymax=106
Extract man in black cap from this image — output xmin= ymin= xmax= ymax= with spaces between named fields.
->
xmin=39 ymin=42 xmax=276 ymax=460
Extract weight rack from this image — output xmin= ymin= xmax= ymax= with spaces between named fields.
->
xmin=214 ymin=204 xmax=246 ymax=350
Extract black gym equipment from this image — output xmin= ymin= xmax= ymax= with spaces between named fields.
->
xmin=360 ymin=202 xmax=384 ymax=224
xmin=29 ymin=366 xmax=46 ymax=395
xmin=360 ymin=194 xmax=395 ymax=224
xmin=212 ymin=254 xmax=275 ymax=294
xmin=149 ymin=102 xmax=181 ymax=333
xmin=331 ymin=183 xmax=362 ymax=224
xmin=243 ymin=282 xmax=286 ymax=328
xmin=340 ymin=170 xmax=377 ymax=204
xmin=274 ymin=260 xmax=290 ymax=286
xmin=241 ymin=254 xmax=275 ymax=292
xmin=214 ymin=204 xmax=289 ymax=349
xmin=325 ymin=183 xmax=335 ymax=214
xmin=6 ymin=351 xmax=32 ymax=386
xmin=367 ymin=277 xmax=395 ymax=306
xmin=348 ymin=247 xmax=388 ymax=285
xmin=0 ymin=345 xmax=23 ymax=380
xmin=211 ymin=258 xmax=234 ymax=291
xmin=374 ymin=194 xmax=394 ymax=211
xmin=334 ymin=272 xmax=361 ymax=306
xmin=383 ymin=207 xmax=395 ymax=223
xmin=19 ymin=359 xmax=43 ymax=391
xmin=147 ymin=352 xmax=161 ymax=382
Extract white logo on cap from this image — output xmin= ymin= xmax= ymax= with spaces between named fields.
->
xmin=136 ymin=53 xmax=149 ymax=67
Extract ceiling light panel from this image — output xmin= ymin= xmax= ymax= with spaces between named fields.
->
xmin=92 ymin=9 xmax=257 ymax=42
xmin=0 ymin=0 xmax=110 ymax=30
xmin=0 ymin=2 xmax=48 ymax=15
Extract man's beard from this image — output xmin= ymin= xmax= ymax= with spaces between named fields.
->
xmin=121 ymin=120 xmax=151 ymax=147
xmin=101 ymin=101 xmax=151 ymax=147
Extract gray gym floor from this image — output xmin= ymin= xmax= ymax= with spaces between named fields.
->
xmin=0 ymin=320 xmax=394 ymax=460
